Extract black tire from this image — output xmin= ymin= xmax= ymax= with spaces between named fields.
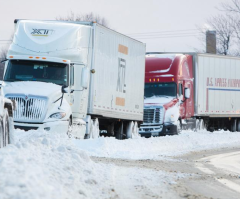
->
xmin=237 ymin=119 xmax=240 ymax=132
xmin=231 ymin=119 xmax=237 ymax=132
xmin=115 ymin=122 xmax=124 ymax=140
xmin=0 ymin=120 xmax=3 ymax=148
xmin=4 ymin=109 xmax=10 ymax=145
xmin=177 ymin=119 xmax=182 ymax=134
xmin=67 ymin=117 xmax=72 ymax=138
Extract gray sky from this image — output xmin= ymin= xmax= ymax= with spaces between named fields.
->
xmin=0 ymin=0 xmax=232 ymax=52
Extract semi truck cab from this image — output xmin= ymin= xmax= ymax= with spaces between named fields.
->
xmin=139 ymin=53 xmax=194 ymax=137
xmin=2 ymin=55 xmax=89 ymax=136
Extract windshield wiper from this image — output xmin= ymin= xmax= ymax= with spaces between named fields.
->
xmin=155 ymin=95 xmax=172 ymax=98
xmin=4 ymin=79 xmax=25 ymax=82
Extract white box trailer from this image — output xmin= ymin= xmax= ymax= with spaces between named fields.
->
xmin=88 ymin=25 xmax=145 ymax=121
xmin=195 ymin=54 xmax=240 ymax=117
xmin=192 ymin=53 xmax=240 ymax=131
xmin=2 ymin=20 xmax=146 ymax=139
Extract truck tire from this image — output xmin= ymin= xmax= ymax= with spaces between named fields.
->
xmin=177 ymin=119 xmax=182 ymax=134
xmin=92 ymin=119 xmax=100 ymax=139
xmin=126 ymin=121 xmax=134 ymax=139
xmin=84 ymin=116 xmax=92 ymax=139
xmin=115 ymin=122 xmax=124 ymax=140
xmin=67 ymin=117 xmax=72 ymax=138
xmin=3 ymin=109 xmax=10 ymax=146
xmin=231 ymin=119 xmax=237 ymax=132
xmin=237 ymin=119 xmax=240 ymax=132
xmin=196 ymin=119 xmax=205 ymax=131
xmin=133 ymin=122 xmax=140 ymax=138
xmin=0 ymin=120 xmax=3 ymax=148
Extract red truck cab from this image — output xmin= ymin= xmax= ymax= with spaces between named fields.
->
xmin=139 ymin=53 xmax=194 ymax=137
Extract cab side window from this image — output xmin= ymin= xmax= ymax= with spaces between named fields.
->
xmin=179 ymin=83 xmax=183 ymax=96
xmin=70 ymin=65 xmax=74 ymax=86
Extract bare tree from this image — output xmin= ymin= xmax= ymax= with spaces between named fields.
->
xmin=207 ymin=14 xmax=236 ymax=55
xmin=196 ymin=1 xmax=240 ymax=55
xmin=221 ymin=0 xmax=240 ymax=13
xmin=56 ymin=12 xmax=110 ymax=28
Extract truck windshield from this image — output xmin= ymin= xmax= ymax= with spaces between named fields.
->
xmin=144 ymin=82 xmax=177 ymax=98
xmin=4 ymin=60 xmax=68 ymax=86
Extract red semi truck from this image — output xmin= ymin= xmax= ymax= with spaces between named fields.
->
xmin=139 ymin=52 xmax=240 ymax=137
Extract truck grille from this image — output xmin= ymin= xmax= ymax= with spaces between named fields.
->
xmin=143 ymin=108 xmax=163 ymax=124
xmin=7 ymin=96 xmax=47 ymax=122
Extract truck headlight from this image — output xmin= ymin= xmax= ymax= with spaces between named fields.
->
xmin=49 ymin=112 xmax=66 ymax=119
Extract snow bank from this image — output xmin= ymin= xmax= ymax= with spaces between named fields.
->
xmin=74 ymin=130 xmax=240 ymax=160
xmin=0 ymin=129 xmax=114 ymax=199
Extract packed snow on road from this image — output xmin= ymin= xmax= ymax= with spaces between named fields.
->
xmin=0 ymin=129 xmax=240 ymax=199
xmin=75 ymin=130 xmax=240 ymax=160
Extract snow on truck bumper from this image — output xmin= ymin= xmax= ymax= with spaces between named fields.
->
xmin=139 ymin=123 xmax=177 ymax=137
xmin=14 ymin=121 xmax=69 ymax=133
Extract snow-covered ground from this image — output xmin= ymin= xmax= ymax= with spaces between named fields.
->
xmin=0 ymin=130 xmax=116 ymax=199
xmin=74 ymin=130 xmax=240 ymax=160
xmin=0 ymin=129 xmax=240 ymax=199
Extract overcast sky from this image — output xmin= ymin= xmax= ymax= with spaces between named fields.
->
xmin=0 ymin=0 xmax=232 ymax=52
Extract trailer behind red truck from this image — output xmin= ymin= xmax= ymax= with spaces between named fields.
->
xmin=140 ymin=53 xmax=240 ymax=137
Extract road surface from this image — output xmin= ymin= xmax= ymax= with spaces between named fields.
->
xmin=92 ymin=147 xmax=240 ymax=199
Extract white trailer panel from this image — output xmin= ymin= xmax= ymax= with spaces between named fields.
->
xmin=88 ymin=24 xmax=145 ymax=121
xmin=196 ymin=54 xmax=240 ymax=117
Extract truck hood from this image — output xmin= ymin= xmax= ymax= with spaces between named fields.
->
xmin=144 ymin=96 xmax=175 ymax=107
xmin=2 ymin=81 xmax=62 ymax=100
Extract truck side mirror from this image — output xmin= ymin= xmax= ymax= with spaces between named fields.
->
xmin=81 ymin=67 xmax=89 ymax=89
xmin=61 ymin=85 xmax=68 ymax=93
xmin=184 ymin=88 xmax=190 ymax=99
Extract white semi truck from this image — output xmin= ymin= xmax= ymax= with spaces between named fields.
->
xmin=1 ymin=20 xmax=145 ymax=139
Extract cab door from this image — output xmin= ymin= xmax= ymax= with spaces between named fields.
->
xmin=70 ymin=64 xmax=88 ymax=119
xmin=178 ymin=81 xmax=186 ymax=118
xmin=184 ymin=80 xmax=194 ymax=118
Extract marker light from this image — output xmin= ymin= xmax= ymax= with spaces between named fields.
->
xmin=63 ymin=60 xmax=67 ymax=62
xmin=153 ymin=78 xmax=155 ymax=82
xmin=42 ymin=57 xmax=46 ymax=59
xmin=9 ymin=56 xmax=13 ymax=58
xmin=29 ymin=56 xmax=33 ymax=58
xmin=172 ymin=78 xmax=174 ymax=81
xmin=36 ymin=57 xmax=40 ymax=59
xmin=149 ymin=79 xmax=151 ymax=82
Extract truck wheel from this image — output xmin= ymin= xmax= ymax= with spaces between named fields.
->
xmin=0 ymin=120 xmax=3 ymax=148
xmin=177 ymin=119 xmax=182 ymax=134
xmin=67 ymin=117 xmax=73 ymax=138
xmin=196 ymin=119 xmax=205 ymax=131
xmin=92 ymin=119 xmax=100 ymax=139
xmin=231 ymin=119 xmax=237 ymax=132
xmin=237 ymin=119 xmax=240 ymax=132
xmin=133 ymin=122 xmax=140 ymax=138
xmin=84 ymin=116 xmax=92 ymax=139
xmin=115 ymin=122 xmax=123 ymax=140
xmin=3 ymin=109 xmax=10 ymax=145
xmin=126 ymin=121 xmax=134 ymax=139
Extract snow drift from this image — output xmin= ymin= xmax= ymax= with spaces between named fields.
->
xmin=74 ymin=130 xmax=240 ymax=160
xmin=0 ymin=130 xmax=114 ymax=199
